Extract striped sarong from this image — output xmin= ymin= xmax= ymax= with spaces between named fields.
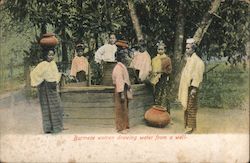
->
xmin=154 ymin=74 xmax=171 ymax=114
xmin=38 ymin=81 xmax=63 ymax=133
xmin=114 ymin=85 xmax=129 ymax=131
xmin=184 ymin=86 xmax=198 ymax=129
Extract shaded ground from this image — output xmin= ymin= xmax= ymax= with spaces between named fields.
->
xmin=0 ymin=94 xmax=249 ymax=135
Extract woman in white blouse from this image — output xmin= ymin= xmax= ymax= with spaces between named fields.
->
xmin=30 ymin=47 xmax=63 ymax=134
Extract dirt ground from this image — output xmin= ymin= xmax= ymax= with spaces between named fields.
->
xmin=0 ymin=93 xmax=249 ymax=163
xmin=0 ymin=95 xmax=249 ymax=135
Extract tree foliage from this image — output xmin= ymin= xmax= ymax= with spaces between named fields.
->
xmin=2 ymin=0 xmax=249 ymax=95
xmin=4 ymin=0 xmax=248 ymax=61
xmin=200 ymin=1 xmax=249 ymax=62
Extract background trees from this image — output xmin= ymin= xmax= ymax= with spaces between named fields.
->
xmin=3 ymin=0 xmax=248 ymax=62
xmin=1 ymin=0 xmax=249 ymax=102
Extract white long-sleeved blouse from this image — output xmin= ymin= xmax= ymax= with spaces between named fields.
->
xmin=94 ymin=44 xmax=117 ymax=64
xmin=30 ymin=61 xmax=61 ymax=87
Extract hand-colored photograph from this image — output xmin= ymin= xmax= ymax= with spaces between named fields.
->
xmin=0 ymin=0 xmax=249 ymax=162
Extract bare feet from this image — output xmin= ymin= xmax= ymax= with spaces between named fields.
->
xmin=184 ymin=127 xmax=193 ymax=134
xmin=118 ymin=129 xmax=129 ymax=134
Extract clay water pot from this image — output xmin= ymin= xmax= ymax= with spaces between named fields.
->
xmin=115 ymin=40 xmax=129 ymax=48
xmin=39 ymin=33 xmax=59 ymax=47
xmin=144 ymin=105 xmax=170 ymax=128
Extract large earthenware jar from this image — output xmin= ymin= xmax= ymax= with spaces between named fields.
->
xmin=115 ymin=40 xmax=129 ymax=48
xmin=40 ymin=33 xmax=59 ymax=47
xmin=144 ymin=105 xmax=170 ymax=128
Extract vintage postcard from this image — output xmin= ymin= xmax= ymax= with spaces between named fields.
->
xmin=0 ymin=0 xmax=249 ymax=162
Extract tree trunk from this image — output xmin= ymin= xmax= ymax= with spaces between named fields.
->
xmin=61 ymin=27 xmax=68 ymax=71
xmin=0 ymin=29 xmax=3 ymax=89
xmin=94 ymin=32 xmax=98 ymax=50
xmin=24 ymin=62 xmax=31 ymax=88
xmin=193 ymin=0 xmax=222 ymax=45
xmin=40 ymin=23 xmax=47 ymax=36
xmin=105 ymin=0 xmax=112 ymax=32
xmin=76 ymin=0 xmax=83 ymax=9
xmin=127 ymin=0 xmax=143 ymax=41
xmin=246 ymin=4 xmax=250 ymax=57
xmin=170 ymin=0 xmax=186 ymax=99
xmin=173 ymin=0 xmax=185 ymax=68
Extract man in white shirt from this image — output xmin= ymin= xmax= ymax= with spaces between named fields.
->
xmin=178 ymin=38 xmax=205 ymax=134
xmin=94 ymin=34 xmax=117 ymax=63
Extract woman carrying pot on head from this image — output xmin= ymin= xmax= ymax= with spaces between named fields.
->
xmin=112 ymin=41 xmax=132 ymax=134
xmin=30 ymin=33 xmax=64 ymax=134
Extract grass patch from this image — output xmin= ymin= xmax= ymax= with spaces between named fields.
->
xmin=0 ymin=65 xmax=25 ymax=94
xmin=199 ymin=62 xmax=249 ymax=109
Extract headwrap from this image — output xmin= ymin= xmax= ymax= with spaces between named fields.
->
xmin=156 ymin=40 xmax=166 ymax=48
xmin=76 ymin=43 xmax=85 ymax=50
xmin=116 ymin=40 xmax=129 ymax=49
xmin=186 ymin=38 xmax=195 ymax=44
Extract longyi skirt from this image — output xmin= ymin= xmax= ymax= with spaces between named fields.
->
xmin=38 ymin=81 xmax=63 ymax=133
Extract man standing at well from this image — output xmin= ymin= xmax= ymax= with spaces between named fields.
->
xmin=178 ymin=38 xmax=205 ymax=134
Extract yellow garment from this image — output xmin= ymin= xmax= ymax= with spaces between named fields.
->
xmin=30 ymin=61 xmax=61 ymax=87
xmin=150 ymin=53 xmax=171 ymax=85
xmin=178 ymin=53 xmax=205 ymax=110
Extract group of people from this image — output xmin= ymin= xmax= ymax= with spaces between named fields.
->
xmin=30 ymin=33 xmax=205 ymax=135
